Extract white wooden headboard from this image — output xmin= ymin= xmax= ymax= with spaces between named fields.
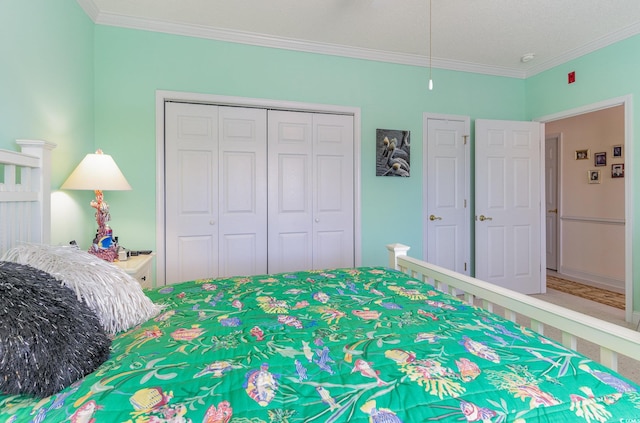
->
xmin=0 ymin=140 xmax=56 ymax=255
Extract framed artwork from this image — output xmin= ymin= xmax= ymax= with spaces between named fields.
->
xmin=575 ymin=149 xmax=590 ymax=160
xmin=588 ymin=170 xmax=601 ymax=184
xmin=612 ymin=144 xmax=623 ymax=158
xmin=594 ymin=152 xmax=606 ymax=166
xmin=612 ymin=163 xmax=624 ymax=178
xmin=376 ymin=128 xmax=410 ymax=177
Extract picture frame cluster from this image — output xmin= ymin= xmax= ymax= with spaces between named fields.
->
xmin=576 ymin=144 xmax=623 ymax=183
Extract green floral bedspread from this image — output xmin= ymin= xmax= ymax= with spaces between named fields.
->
xmin=2 ymin=267 xmax=640 ymax=422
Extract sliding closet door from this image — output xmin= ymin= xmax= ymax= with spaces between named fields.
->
xmin=217 ymin=106 xmax=268 ymax=277
xmin=166 ymin=103 xmax=353 ymax=282
xmin=313 ymin=113 xmax=354 ymax=269
xmin=268 ymin=110 xmax=354 ymax=273
xmin=165 ymin=103 xmax=267 ymax=284
xmin=165 ymin=102 xmax=219 ymax=283
xmin=267 ymin=111 xmax=313 ymax=272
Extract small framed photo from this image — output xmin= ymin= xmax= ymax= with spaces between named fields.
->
xmin=575 ymin=149 xmax=590 ymax=160
xmin=612 ymin=144 xmax=623 ymax=158
xmin=588 ymin=170 xmax=601 ymax=184
xmin=612 ymin=163 xmax=624 ymax=178
xmin=594 ymin=152 xmax=606 ymax=166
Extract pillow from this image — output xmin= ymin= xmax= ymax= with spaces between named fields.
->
xmin=2 ymin=244 xmax=163 ymax=334
xmin=0 ymin=261 xmax=111 ymax=398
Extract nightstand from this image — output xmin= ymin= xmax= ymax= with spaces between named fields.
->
xmin=113 ymin=254 xmax=154 ymax=289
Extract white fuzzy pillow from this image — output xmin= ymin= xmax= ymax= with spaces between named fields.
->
xmin=2 ymin=244 xmax=163 ymax=334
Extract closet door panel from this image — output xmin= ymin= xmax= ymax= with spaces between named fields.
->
xmin=275 ymin=232 xmax=312 ymax=271
xmin=178 ymin=235 xmax=215 ymax=280
xmin=166 ymin=104 xmax=354 ymax=281
xmin=268 ymin=111 xmax=313 ymax=273
xmin=314 ymin=231 xmax=347 ymax=269
xmin=279 ymin=154 xmax=308 ymax=212
xmin=220 ymin=234 xmax=261 ymax=277
xmin=222 ymin=152 xmax=256 ymax=212
xmin=165 ymin=102 xmax=219 ymax=284
xmin=313 ymin=114 xmax=355 ymax=269
xmin=218 ymin=106 xmax=268 ymax=276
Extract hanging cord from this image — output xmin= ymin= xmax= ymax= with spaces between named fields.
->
xmin=429 ymin=0 xmax=433 ymax=90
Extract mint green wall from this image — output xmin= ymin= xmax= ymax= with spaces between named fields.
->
xmin=94 ymin=26 xmax=526 ymax=265
xmin=2 ymin=3 xmax=636 ymax=310
xmin=0 ymin=0 xmax=95 ymax=244
xmin=526 ymin=34 xmax=640 ymax=310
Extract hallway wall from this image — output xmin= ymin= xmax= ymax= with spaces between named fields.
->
xmin=546 ymin=105 xmax=625 ymax=291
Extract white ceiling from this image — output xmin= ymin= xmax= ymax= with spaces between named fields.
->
xmin=77 ymin=0 xmax=640 ymax=78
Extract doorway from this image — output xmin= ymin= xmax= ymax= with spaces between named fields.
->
xmin=537 ymin=95 xmax=633 ymax=323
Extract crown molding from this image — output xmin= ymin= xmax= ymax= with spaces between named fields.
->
xmin=93 ymin=12 xmax=527 ymax=78
xmin=433 ymin=58 xmax=527 ymax=79
xmin=79 ymin=3 xmax=640 ymax=80
xmin=525 ymin=22 xmax=640 ymax=78
xmin=75 ymin=0 xmax=100 ymax=21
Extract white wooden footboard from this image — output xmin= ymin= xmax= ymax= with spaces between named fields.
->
xmin=387 ymin=243 xmax=640 ymax=372
xmin=0 ymin=140 xmax=55 ymax=255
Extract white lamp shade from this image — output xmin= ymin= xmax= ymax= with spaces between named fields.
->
xmin=61 ymin=152 xmax=132 ymax=191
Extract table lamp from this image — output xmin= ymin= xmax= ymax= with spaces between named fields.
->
xmin=61 ymin=149 xmax=132 ymax=261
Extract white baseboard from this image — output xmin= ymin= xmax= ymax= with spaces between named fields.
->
xmin=553 ymin=267 xmax=625 ymax=294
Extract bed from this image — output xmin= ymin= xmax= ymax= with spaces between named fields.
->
xmin=1 ymin=142 xmax=640 ymax=422
xmin=0 ymin=140 xmax=54 ymax=253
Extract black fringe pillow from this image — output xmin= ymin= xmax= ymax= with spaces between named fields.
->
xmin=0 ymin=262 xmax=111 ymax=398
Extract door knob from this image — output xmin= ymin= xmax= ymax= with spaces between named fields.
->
xmin=478 ymin=215 xmax=493 ymax=221
xmin=548 ymin=208 xmax=558 ymax=213
xmin=429 ymin=214 xmax=442 ymax=221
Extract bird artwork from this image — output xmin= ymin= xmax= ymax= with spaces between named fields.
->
xmin=376 ymin=129 xmax=411 ymax=177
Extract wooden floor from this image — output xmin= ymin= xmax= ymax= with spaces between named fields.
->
xmin=546 ymin=275 xmax=625 ymax=310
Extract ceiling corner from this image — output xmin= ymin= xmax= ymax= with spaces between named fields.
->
xmin=76 ymin=0 xmax=100 ymax=22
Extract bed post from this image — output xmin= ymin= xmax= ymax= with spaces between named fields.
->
xmin=16 ymin=139 xmax=56 ymax=244
xmin=386 ymin=243 xmax=410 ymax=270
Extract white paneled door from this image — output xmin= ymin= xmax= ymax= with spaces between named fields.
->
xmin=165 ymin=102 xmax=218 ymax=284
xmin=313 ymin=113 xmax=355 ymax=270
xmin=165 ymin=102 xmax=267 ymax=284
xmin=267 ymin=111 xmax=313 ymax=272
xmin=545 ymin=135 xmax=559 ymax=271
xmin=424 ymin=116 xmax=470 ymax=275
xmin=165 ymin=103 xmax=354 ymax=283
xmin=217 ymin=107 xmax=268 ymax=277
xmin=475 ymin=119 xmax=545 ymax=294
xmin=267 ymin=110 xmax=354 ymax=273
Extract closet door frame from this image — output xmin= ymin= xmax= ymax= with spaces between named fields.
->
xmin=155 ymin=90 xmax=362 ymax=286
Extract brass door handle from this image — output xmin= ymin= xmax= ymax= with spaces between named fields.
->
xmin=429 ymin=214 xmax=442 ymax=221
xmin=478 ymin=215 xmax=492 ymax=221
xmin=548 ymin=209 xmax=558 ymax=213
